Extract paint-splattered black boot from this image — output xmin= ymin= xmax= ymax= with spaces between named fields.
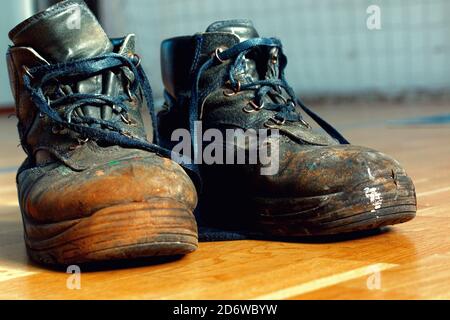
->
xmin=7 ymin=0 xmax=198 ymax=265
xmin=158 ymin=20 xmax=416 ymax=237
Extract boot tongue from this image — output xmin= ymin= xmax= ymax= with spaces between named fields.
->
xmin=206 ymin=19 xmax=259 ymax=41
xmin=206 ymin=20 xmax=263 ymax=83
xmin=9 ymin=0 xmax=112 ymax=62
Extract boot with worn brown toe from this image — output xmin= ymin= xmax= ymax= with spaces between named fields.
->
xmin=157 ymin=20 xmax=416 ymax=237
xmin=7 ymin=1 xmax=198 ymax=265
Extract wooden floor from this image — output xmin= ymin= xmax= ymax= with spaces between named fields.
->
xmin=1 ymin=102 xmax=449 ymax=299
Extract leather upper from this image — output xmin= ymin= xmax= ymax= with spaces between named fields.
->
xmin=7 ymin=0 xmax=147 ymax=168
xmin=159 ymin=21 xmax=337 ymax=146
xmin=9 ymin=0 xmax=198 ymax=223
xmin=157 ymin=20 xmax=409 ymax=203
xmin=9 ymin=0 xmax=113 ymax=62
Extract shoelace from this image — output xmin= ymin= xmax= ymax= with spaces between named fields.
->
xmin=23 ymin=53 xmax=159 ymax=144
xmin=23 ymin=52 xmax=201 ymax=186
xmin=189 ymin=37 xmax=349 ymax=154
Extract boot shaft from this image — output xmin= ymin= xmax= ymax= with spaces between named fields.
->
xmin=7 ymin=0 xmax=149 ymax=167
xmin=159 ymin=20 xmax=338 ymax=146
xmin=161 ymin=20 xmax=260 ymax=101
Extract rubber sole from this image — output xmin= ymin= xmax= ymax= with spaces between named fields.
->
xmin=200 ymin=173 xmax=416 ymax=237
xmin=22 ymin=198 xmax=198 ymax=265
xmin=255 ymin=173 xmax=416 ymax=236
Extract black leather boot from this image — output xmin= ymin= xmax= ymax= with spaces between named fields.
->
xmin=158 ymin=20 xmax=416 ymax=237
xmin=7 ymin=0 xmax=198 ymax=265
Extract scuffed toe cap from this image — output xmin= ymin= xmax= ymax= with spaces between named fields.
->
xmin=256 ymin=144 xmax=408 ymax=197
xmin=19 ymin=153 xmax=197 ymax=222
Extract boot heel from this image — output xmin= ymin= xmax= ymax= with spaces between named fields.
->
xmin=23 ymin=199 xmax=198 ymax=265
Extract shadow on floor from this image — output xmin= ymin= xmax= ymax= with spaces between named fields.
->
xmin=0 ymin=213 xmax=186 ymax=273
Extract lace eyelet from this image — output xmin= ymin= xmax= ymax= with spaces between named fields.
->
xmin=269 ymin=47 xmax=279 ymax=64
xmin=223 ymin=80 xmax=241 ymax=96
xmin=121 ymin=131 xmax=134 ymax=138
xmin=249 ymin=100 xmax=264 ymax=110
xmin=125 ymin=82 xmax=134 ymax=102
xmin=213 ymin=47 xmax=227 ymax=63
xmin=264 ymin=116 xmax=286 ymax=128
xmin=274 ymin=117 xmax=286 ymax=125
xmin=243 ymin=100 xmax=265 ymax=113
xmin=264 ymin=121 xmax=277 ymax=129
xmin=69 ymin=137 xmax=89 ymax=150
xmin=132 ymin=53 xmax=141 ymax=67
xmin=51 ymin=124 xmax=64 ymax=134
xmin=300 ymin=119 xmax=311 ymax=128
xmin=120 ymin=113 xmax=134 ymax=125
xmin=242 ymin=105 xmax=256 ymax=113
xmin=223 ymin=89 xmax=236 ymax=97
xmin=232 ymin=80 xmax=241 ymax=93
xmin=23 ymin=66 xmax=34 ymax=79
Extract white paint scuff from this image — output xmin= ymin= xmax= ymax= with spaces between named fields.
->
xmin=367 ymin=167 xmax=375 ymax=180
xmin=364 ymin=187 xmax=383 ymax=213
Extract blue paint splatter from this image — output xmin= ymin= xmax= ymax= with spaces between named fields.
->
xmin=389 ymin=114 xmax=450 ymax=126
xmin=0 ymin=166 xmax=19 ymax=174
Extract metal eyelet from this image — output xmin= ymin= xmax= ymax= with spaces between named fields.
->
xmin=264 ymin=120 xmax=277 ymax=129
xmin=132 ymin=53 xmax=141 ymax=67
xmin=121 ymin=131 xmax=134 ymax=138
xmin=120 ymin=113 xmax=130 ymax=124
xmin=120 ymin=113 xmax=135 ymax=126
xmin=22 ymin=66 xmax=34 ymax=79
xmin=223 ymin=89 xmax=236 ymax=97
xmin=243 ymin=105 xmax=256 ymax=113
xmin=273 ymin=117 xmax=286 ymax=125
xmin=243 ymin=100 xmax=265 ymax=113
xmin=69 ymin=137 xmax=89 ymax=150
xmin=213 ymin=46 xmax=227 ymax=63
xmin=271 ymin=56 xmax=278 ymax=64
xmin=234 ymin=81 xmax=241 ymax=92
xmin=264 ymin=116 xmax=286 ymax=128
xmin=51 ymin=125 xmax=62 ymax=134
xmin=249 ymin=100 xmax=264 ymax=110
xmin=125 ymin=81 xmax=134 ymax=101
xmin=223 ymin=80 xmax=241 ymax=96
xmin=300 ymin=118 xmax=311 ymax=128
xmin=269 ymin=47 xmax=279 ymax=64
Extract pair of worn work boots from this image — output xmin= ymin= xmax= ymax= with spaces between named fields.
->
xmin=6 ymin=1 xmax=416 ymax=265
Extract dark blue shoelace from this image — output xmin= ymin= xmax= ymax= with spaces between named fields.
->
xmin=189 ymin=37 xmax=349 ymax=155
xmin=22 ymin=52 xmax=201 ymax=186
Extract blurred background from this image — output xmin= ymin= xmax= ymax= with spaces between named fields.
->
xmin=1 ymin=0 xmax=449 ymax=107
xmin=1 ymin=1 xmax=450 ymax=301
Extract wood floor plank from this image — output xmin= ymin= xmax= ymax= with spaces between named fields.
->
xmin=292 ymin=254 xmax=450 ymax=300
xmin=0 ymin=103 xmax=449 ymax=299
xmin=252 ymin=263 xmax=396 ymax=300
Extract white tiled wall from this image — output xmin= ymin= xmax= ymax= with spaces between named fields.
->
xmin=102 ymin=0 xmax=450 ymax=99
xmin=0 ymin=0 xmax=34 ymax=106
xmin=1 ymin=0 xmax=449 ymax=106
